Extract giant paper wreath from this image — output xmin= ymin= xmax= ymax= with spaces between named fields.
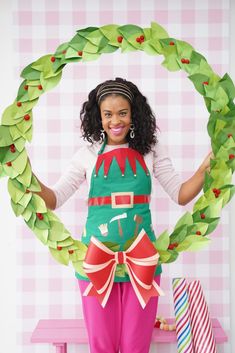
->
xmin=1 ymin=22 xmax=235 ymax=279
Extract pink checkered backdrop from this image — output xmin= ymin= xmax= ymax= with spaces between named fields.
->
xmin=12 ymin=1 xmax=230 ymax=352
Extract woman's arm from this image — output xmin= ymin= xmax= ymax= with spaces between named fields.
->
xmin=178 ymin=151 xmax=214 ymax=206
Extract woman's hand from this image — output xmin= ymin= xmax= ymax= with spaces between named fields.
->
xmin=199 ymin=151 xmax=215 ymax=174
xmin=178 ymin=150 xmax=215 ymax=206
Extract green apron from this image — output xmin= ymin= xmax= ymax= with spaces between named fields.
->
xmin=76 ymin=141 xmax=162 ymax=282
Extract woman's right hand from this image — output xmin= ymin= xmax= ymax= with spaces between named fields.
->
xmin=34 ymin=177 xmax=57 ymax=210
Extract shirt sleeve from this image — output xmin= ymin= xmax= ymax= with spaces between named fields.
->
xmin=51 ymin=148 xmax=86 ymax=209
xmin=152 ymin=134 xmax=182 ymax=204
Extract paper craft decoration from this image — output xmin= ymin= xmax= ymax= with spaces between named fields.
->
xmin=83 ymin=229 xmax=164 ymax=308
xmin=172 ymin=278 xmax=194 ymax=353
xmin=1 ymin=22 xmax=235 ymax=275
xmin=188 ymin=280 xmax=217 ymax=353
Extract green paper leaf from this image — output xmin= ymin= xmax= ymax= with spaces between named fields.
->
xmin=115 ymin=264 xmax=126 ymax=277
xmin=177 ymin=235 xmax=210 ymax=252
xmin=21 ymin=64 xmax=41 ymax=80
xmin=30 ymin=193 xmax=47 ymax=213
xmin=34 ymin=226 xmax=49 ymax=244
xmin=26 ymin=212 xmax=37 ymax=229
xmin=188 ymin=73 xmax=210 ymax=95
xmin=120 ymin=38 xmax=137 ymax=53
xmin=219 ymin=73 xmax=235 ymax=100
xmin=7 ymin=125 xmax=22 ymax=140
xmin=11 ymin=199 xmax=25 ymax=216
xmin=83 ymin=40 xmax=99 ymax=54
xmin=29 ymin=174 xmax=41 ymax=192
xmin=48 ymin=221 xmax=67 ymax=241
xmin=158 ymin=249 xmax=172 ymax=263
xmin=151 ymin=21 xmax=168 ymax=39
xmin=49 ymin=247 xmax=70 ymax=265
xmin=18 ymin=191 xmax=32 ymax=208
xmin=21 ymin=207 xmax=33 ymax=222
xmin=169 ymin=224 xmax=188 ymax=243
xmin=99 ymin=24 xmax=120 ymax=46
xmin=161 ymin=54 xmax=181 ymax=72
xmin=11 ymin=149 xmax=28 ymax=174
xmin=77 ymin=26 xmax=99 ymax=37
xmin=35 ymin=213 xmax=50 ymax=230
xmin=8 ymin=178 xmax=25 ymax=203
xmin=73 ymin=260 xmax=88 ymax=277
xmin=86 ymin=29 xmax=105 ymax=46
xmin=17 ymin=161 xmax=32 ymax=187
xmin=154 ymin=230 xmax=170 ymax=250
xmin=0 ymin=126 xmax=14 ymax=146
xmin=31 ymin=54 xmax=58 ymax=79
xmin=16 ymin=116 xmax=32 ymax=134
xmin=102 ymin=241 xmax=120 ymax=251
xmin=1 ymin=104 xmax=24 ymax=126
xmin=175 ymin=211 xmax=193 ymax=229
xmin=82 ymin=52 xmax=101 ymax=61
xmin=118 ymin=24 xmax=143 ymax=37
xmin=142 ymin=41 xmax=159 ymax=56
xmin=40 ymin=70 xmax=62 ymax=92
xmin=2 ymin=163 xmax=19 ymax=178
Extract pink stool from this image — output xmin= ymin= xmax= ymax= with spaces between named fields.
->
xmin=31 ymin=318 xmax=228 ymax=353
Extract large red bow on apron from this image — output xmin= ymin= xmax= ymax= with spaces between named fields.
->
xmin=82 ymin=229 xmax=164 ymax=308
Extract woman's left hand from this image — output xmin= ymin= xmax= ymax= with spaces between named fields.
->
xmin=199 ymin=151 xmax=215 ymax=174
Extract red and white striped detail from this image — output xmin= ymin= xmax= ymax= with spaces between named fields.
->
xmin=187 ymin=280 xmax=217 ymax=353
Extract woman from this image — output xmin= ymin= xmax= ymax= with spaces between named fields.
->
xmin=35 ymin=77 xmax=213 ymax=353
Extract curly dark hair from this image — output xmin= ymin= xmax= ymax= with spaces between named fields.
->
xmin=80 ymin=77 xmax=160 ymax=155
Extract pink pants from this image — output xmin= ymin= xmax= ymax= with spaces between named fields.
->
xmin=78 ymin=275 xmax=160 ymax=353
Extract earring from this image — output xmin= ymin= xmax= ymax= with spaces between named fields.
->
xmin=130 ymin=124 xmax=135 ymax=139
xmin=100 ymin=129 xmax=105 ymax=141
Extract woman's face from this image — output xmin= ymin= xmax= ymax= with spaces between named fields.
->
xmin=100 ymin=94 xmax=132 ymax=145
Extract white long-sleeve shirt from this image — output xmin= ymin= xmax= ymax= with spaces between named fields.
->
xmin=51 ymin=135 xmax=182 ymax=209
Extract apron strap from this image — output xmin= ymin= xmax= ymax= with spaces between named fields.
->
xmin=98 ymin=137 xmax=107 ymax=155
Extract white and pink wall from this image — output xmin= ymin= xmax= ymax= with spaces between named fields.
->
xmin=0 ymin=1 xmax=235 ymax=352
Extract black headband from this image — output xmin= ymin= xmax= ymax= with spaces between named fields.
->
xmin=96 ymin=82 xmax=134 ymax=104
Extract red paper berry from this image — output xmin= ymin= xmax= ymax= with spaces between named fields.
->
xmin=155 ymin=320 xmax=161 ymax=328
xmin=117 ymin=36 xmax=123 ymax=43
xmin=169 ymin=41 xmax=175 ymax=45
xmin=229 ymin=154 xmax=235 ymax=159
xmin=203 ymin=81 xmax=209 ymax=85
xmin=139 ymin=35 xmax=145 ymax=42
xmin=200 ymin=213 xmax=205 ymax=219
xmin=57 ymin=246 xmax=62 ymax=251
xmin=185 ymin=59 xmax=190 ymax=64
xmin=36 ymin=213 xmax=44 ymax=220
xmin=17 ymin=102 xmax=22 ymax=107
xmin=68 ymin=249 xmax=74 ymax=254
xmin=78 ymin=51 xmax=83 ymax=56
xmin=6 ymin=161 xmax=12 ymax=166
xmin=38 ymin=85 xmax=43 ymax=90
xmin=24 ymin=85 xmax=29 ymax=90
xmin=168 ymin=242 xmax=178 ymax=250
xmin=51 ymin=56 xmax=56 ymax=62
xmin=136 ymin=37 xmax=141 ymax=43
xmin=24 ymin=114 xmax=30 ymax=121
xmin=212 ymin=188 xmax=220 ymax=198
xmin=196 ymin=231 xmax=201 ymax=235
xmin=10 ymin=144 xmax=16 ymax=153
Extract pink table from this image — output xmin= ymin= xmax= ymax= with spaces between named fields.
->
xmin=31 ymin=318 xmax=228 ymax=353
